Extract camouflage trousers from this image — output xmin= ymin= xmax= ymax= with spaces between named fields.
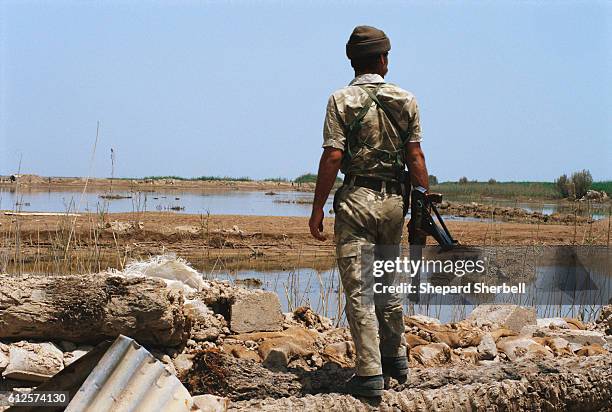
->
xmin=333 ymin=184 xmax=407 ymax=376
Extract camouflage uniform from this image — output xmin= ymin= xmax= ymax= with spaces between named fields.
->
xmin=323 ymin=73 xmax=422 ymax=376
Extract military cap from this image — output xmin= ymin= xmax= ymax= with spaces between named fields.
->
xmin=346 ymin=25 xmax=391 ymax=60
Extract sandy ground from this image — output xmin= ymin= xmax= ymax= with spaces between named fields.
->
xmin=1 ymin=211 xmax=609 ymax=273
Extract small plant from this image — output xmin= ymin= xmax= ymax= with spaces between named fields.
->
xmin=571 ymin=169 xmax=593 ymax=199
xmin=555 ymin=174 xmax=570 ymax=198
xmin=555 ymin=170 xmax=593 ymax=199
xmin=458 ymin=176 xmax=469 ymax=184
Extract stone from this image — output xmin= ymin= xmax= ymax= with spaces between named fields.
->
xmin=432 ymin=328 xmax=481 ymax=349
xmin=410 ymin=343 xmax=452 ymax=367
xmin=543 ymin=337 xmax=573 ymax=357
xmin=222 ymin=344 xmax=262 ymax=363
xmin=173 ymin=353 xmax=195 ymax=377
xmin=534 ymin=329 xmax=606 ymax=347
xmin=230 ymin=290 xmax=283 ymax=333
xmin=292 ymin=306 xmax=333 ymax=331
xmin=2 ymin=342 xmax=64 ymax=382
xmin=596 ymin=305 xmax=612 ymax=333
xmin=496 ymin=336 xmax=553 ymax=362
xmin=192 ymin=394 xmax=229 ymax=412
xmin=405 ymin=333 xmax=429 ymax=348
xmin=233 ymin=327 xmax=318 ymax=370
xmin=455 ymin=346 xmax=479 ymax=364
xmin=468 ymin=304 xmax=536 ymax=333
xmin=576 ymin=344 xmax=608 ymax=357
xmin=563 ymin=318 xmax=586 ymax=330
xmin=477 ymin=333 xmax=498 ymax=360
xmin=537 ymin=318 xmax=570 ymax=329
xmin=407 ymin=314 xmax=441 ymax=325
xmin=323 ymin=341 xmax=354 ymax=367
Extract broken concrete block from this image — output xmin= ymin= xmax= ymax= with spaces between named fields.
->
xmin=477 ymin=333 xmax=497 ymax=360
xmin=230 ymin=290 xmax=283 ymax=333
xmin=410 ymin=343 xmax=452 ymax=367
xmin=192 ymin=394 xmax=228 ymax=412
xmin=408 ymin=314 xmax=441 ymax=325
xmin=496 ymin=336 xmax=553 ymax=361
xmin=534 ymin=329 xmax=606 ymax=346
xmin=2 ymin=341 xmax=64 ymax=382
xmin=576 ymin=344 xmax=608 ymax=357
xmin=537 ymin=318 xmax=570 ymax=329
xmin=543 ymin=337 xmax=573 ymax=356
xmin=468 ymin=304 xmax=536 ymax=333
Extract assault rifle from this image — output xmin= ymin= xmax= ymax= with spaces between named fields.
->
xmin=407 ymin=187 xmax=457 ymax=248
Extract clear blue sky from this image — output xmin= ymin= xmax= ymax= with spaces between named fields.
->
xmin=1 ymin=1 xmax=610 ymax=182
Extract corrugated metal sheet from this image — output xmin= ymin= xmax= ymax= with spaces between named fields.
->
xmin=65 ymin=335 xmax=192 ymax=412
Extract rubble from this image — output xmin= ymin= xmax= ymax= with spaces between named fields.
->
xmin=476 ymin=333 xmax=497 ymax=360
xmin=229 ymin=290 xmax=283 ymax=333
xmin=467 ymin=304 xmax=536 ymax=332
xmin=496 ymin=336 xmax=553 ymax=361
xmin=410 ymin=343 xmax=453 ymax=367
xmin=532 ymin=328 xmax=607 ymax=346
xmin=2 ymin=342 xmax=64 ymax=382
xmin=193 ymin=394 xmax=229 ymax=412
xmin=1 ymin=259 xmax=611 ymax=411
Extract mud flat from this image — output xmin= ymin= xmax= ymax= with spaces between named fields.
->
xmin=1 ymin=212 xmax=609 ymax=275
xmin=1 ymin=261 xmax=611 ymax=411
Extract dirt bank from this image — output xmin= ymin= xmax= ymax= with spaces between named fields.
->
xmin=1 ymin=211 xmax=609 ymax=274
xmin=0 ymin=175 xmax=310 ymax=192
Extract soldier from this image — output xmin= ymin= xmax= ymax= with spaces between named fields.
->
xmin=309 ymin=25 xmax=431 ymax=397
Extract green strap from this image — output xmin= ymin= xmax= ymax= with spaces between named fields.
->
xmin=345 ymin=97 xmax=375 ymax=160
xmin=358 ymin=85 xmax=411 ymax=145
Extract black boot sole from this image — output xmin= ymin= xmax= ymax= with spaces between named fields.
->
xmin=348 ymin=387 xmax=384 ymax=397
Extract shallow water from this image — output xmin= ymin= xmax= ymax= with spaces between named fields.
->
xmin=211 ymin=262 xmax=611 ymax=325
xmin=0 ymin=187 xmax=604 ymax=220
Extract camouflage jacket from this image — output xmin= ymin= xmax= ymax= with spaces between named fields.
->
xmin=322 ymin=74 xmax=422 ymax=180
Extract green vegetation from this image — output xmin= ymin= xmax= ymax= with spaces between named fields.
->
xmin=431 ymin=181 xmax=560 ymax=199
xmin=143 ymin=175 xmax=252 ymax=182
xmin=294 ymin=173 xmax=342 ymax=185
xmin=592 ymin=181 xmax=612 ymax=195
xmin=554 ymin=169 xmax=594 ymax=199
xmin=428 ymin=174 xmax=438 ymax=186
xmin=294 ymin=173 xmax=317 ymax=183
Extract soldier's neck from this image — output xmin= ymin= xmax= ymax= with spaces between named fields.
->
xmin=354 ymin=70 xmax=385 ymax=78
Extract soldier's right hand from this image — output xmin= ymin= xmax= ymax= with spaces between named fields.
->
xmin=309 ymin=208 xmax=327 ymax=241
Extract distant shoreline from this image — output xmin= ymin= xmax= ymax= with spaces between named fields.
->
xmin=1 ymin=174 xmax=610 ymax=201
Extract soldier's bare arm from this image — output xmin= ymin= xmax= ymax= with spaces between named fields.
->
xmin=405 ymin=142 xmax=429 ymax=190
xmin=309 ymin=147 xmax=343 ymax=240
